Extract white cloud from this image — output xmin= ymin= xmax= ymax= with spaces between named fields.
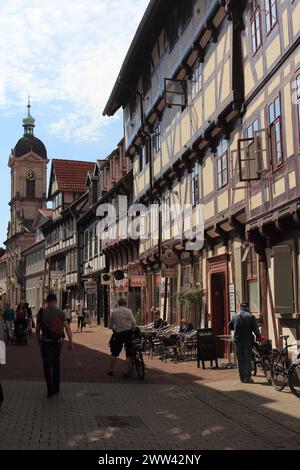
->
xmin=0 ymin=0 xmax=149 ymax=141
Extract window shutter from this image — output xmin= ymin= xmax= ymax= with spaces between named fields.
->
xmin=273 ymin=245 xmax=294 ymax=315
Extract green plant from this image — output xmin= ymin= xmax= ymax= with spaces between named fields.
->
xmin=178 ymin=286 xmax=203 ymax=305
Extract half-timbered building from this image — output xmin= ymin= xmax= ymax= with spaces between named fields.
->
xmin=77 ymin=139 xmax=133 ymax=326
xmin=42 ymin=159 xmax=94 ymax=309
xmin=103 ymin=0 xmax=300 ymax=356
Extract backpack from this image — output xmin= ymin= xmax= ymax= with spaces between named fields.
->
xmin=39 ymin=308 xmax=65 ymax=341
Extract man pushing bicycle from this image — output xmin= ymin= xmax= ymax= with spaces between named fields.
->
xmin=107 ymin=298 xmax=136 ymax=378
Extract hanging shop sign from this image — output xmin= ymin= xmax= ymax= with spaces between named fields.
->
xmin=84 ymin=280 xmax=97 ymax=291
xmin=161 ymin=267 xmax=178 ymax=278
xmin=130 ymin=276 xmax=147 ymax=287
xmin=161 ymin=249 xmax=180 ymax=266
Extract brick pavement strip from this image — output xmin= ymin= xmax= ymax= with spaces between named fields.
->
xmin=0 ymin=325 xmax=300 ymax=450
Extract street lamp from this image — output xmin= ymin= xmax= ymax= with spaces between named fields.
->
xmin=86 ymin=263 xmax=93 ymax=279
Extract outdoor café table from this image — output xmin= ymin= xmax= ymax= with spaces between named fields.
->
xmin=217 ymin=335 xmax=237 ymax=369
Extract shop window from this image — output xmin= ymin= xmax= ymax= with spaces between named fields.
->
xmin=250 ymin=1 xmax=262 ymax=54
xmin=273 ymin=245 xmax=295 ymax=315
xmin=268 ymin=95 xmax=283 ymax=168
xmin=216 ymin=139 xmax=228 ymax=189
xmin=264 ymin=0 xmax=277 ymax=34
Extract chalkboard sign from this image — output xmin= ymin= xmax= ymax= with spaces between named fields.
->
xmin=197 ymin=328 xmax=218 ymax=369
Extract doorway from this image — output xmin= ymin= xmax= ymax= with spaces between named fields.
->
xmin=211 ymin=272 xmax=227 ymax=357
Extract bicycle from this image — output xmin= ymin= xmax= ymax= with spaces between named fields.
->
xmin=270 ymin=335 xmax=300 ymax=394
xmin=251 ymin=340 xmax=272 ymax=383
xmin=288 ymin=357 xmax=300 ymax=398
xmin=129 ymin=329 xmax=145 ymax=381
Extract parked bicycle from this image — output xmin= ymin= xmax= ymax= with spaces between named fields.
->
xmin=129 ymin=328 xmax=145 ymax=381
xmin=270 ymin=335 xmax=300 ymax=397
xmin=251 ymin=340 xmax=272 ymax=383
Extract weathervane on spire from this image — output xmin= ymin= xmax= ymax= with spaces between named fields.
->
xmin=23 ymin=95 xmax=35 ymax=135
xmin=27 ymin=95 xmax=31 ymax=115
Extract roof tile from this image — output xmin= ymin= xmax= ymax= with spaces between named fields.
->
xmin=52 ymin=159 xmax=94 ymax=193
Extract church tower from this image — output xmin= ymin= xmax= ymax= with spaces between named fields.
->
xmin=5 ymin=100 xmax=48 ymax=304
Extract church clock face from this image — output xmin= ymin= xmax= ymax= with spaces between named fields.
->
xmin=25 ymin=169 xmax=36 ymax=181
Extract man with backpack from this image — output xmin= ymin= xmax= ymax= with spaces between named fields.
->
xmin=36 ymin=293 xmax=73 ymax=398
xmin=229 ymin=302 xmax=262 ymax=384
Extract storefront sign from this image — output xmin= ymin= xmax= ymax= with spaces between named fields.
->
xmin=84 ymin=280 xmax=97 ymax=290
xmin=130 ymin=276 xmax=147 ymax=287
xmin=161 ymin=267 xmax=178 ymax=278
xmin=50 ymin=271 xmax=65 ymax=280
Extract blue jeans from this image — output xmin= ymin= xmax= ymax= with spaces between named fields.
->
xmin=235 ymin=343 xmax=252 ymax=381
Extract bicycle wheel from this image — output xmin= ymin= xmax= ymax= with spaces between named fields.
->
xmin=271 ymin=356 xmax=288 ymax=391
xmin=288 ymin=362 xmax=300 ymax=398
xmin=134 ymin=351 xmax=145 ymax=381
xmin=262 ymin=357 xmax=272 ymax=383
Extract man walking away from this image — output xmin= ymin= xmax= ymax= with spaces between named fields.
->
xmin=108 ymin=298 xmax=136 ymax=378
xmin=4 ymin=303 xmax=15 ymax=344
xmin=229 ymin=302 xmax=262 ymax=384
xmin=36 ymin=293 xmax=73 ymax=398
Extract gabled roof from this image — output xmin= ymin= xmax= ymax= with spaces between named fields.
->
xmin=38 ymin=208 xmax=53 ymax=219
xmin=31 ymin=208 xmax=53 ymax=232
xmin=103 ymin=0 xmax=172 ymax=116
xmin=48 ymin=159 xmax=94 ymax=197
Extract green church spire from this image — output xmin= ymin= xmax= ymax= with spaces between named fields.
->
xmin=23 ymin=96 xmax=35 ymax=136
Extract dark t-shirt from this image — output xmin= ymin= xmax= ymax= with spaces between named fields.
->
xmin=229 ymin=310 xmax=261 ymax=345
xmin=37 ymin=307 xmax=66 ymax=340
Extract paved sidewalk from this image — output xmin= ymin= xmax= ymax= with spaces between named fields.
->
xmin=0 ymin=325 xmax=300 ymax=450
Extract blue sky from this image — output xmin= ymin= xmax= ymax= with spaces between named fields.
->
xmin=0 ymin=0 xmax=149 ymax=247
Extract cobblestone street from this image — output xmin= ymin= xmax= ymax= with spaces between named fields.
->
xmin=1 ymin=325 xmax=300 ymax=450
